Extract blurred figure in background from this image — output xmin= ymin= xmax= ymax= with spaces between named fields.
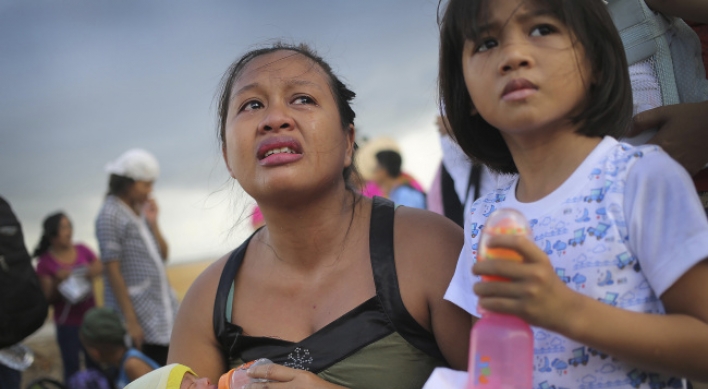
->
xmin=372 ymin=150 xmax=427 ymax=209
xmin=80 ymin=307 xmax=159 ymax=388
xmin=95 ymin=149 xmax=177 ymax=366
xmin=34 ymin=212 xmax=102 ymax=383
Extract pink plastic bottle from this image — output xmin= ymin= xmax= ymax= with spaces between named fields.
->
xmin=467 ymin=208 xmax=534 ymax=389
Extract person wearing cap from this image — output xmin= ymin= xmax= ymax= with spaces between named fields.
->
xmin=80 ymin=307 xmax=160 ymax=388
xmin=125 ymin=363 xmax=215 ymax=389
xmin=95 ymin=148 xmax=178 ymax=366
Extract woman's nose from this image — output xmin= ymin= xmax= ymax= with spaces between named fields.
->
xmin=258 ymin=103 xmax=295 ymax=133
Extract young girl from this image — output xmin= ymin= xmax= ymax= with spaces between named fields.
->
xmin=438 ymin=0 xmax=708 ymax=386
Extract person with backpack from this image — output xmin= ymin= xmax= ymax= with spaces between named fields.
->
xmin=34 ymin=212 xmax=103 ymax=384
xmin=0 ymin=196 xmax=49 ymax=389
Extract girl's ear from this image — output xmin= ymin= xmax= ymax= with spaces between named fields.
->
xmin=470 ymin=106 xmax=479 ymax=116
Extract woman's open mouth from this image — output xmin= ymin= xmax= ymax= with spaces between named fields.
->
xmin=257 ymin=137 xmax=304 ymax=166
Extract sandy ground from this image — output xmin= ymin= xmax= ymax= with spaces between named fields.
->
xmin=19 ymin=259 xmax=212 ymax=387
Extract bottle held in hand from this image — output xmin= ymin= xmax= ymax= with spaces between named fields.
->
xmin=467 ymin=208 xmax=534 ymax=389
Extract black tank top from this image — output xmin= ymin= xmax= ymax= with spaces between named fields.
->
xmin=213 ymin=197 xmax=447 ymax=389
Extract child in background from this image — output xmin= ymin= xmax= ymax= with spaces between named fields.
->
xmin=438 ymin=0 xmax=708 ymax=387
xmin=79 ymin=307 xmax=160 ymax=389
xmin=34 ymin=212 xmax=102 ymax=383
xmin=125 ymin=364 xmax=215 ymax=389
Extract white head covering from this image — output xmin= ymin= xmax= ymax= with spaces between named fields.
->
xmin=105 ymin=149 xmax=160 ymax=181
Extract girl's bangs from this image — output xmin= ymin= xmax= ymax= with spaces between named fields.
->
xmin=455 ymin=0 xmax=567 ymax=41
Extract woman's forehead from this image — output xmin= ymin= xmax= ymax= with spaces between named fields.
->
xmin=232 ymin=50 xmax=326 ymax=93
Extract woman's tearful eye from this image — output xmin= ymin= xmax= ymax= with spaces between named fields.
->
xmin=292 ymin=95 xmax=316 ymax=105
xmin=240 ymin=100 xmax=264 ymax=112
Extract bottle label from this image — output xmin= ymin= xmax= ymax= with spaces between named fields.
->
xmin=474 ymin=354 xmax=492 ymax=384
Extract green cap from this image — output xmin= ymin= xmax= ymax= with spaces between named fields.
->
xmin=80 ymin=307 xmax=126 ymax=345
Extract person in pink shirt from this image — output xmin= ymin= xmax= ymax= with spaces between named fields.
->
xmin=34 ymin=212 xmax=103 ymax=383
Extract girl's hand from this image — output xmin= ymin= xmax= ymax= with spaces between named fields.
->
xmin=244 ymin=364 xmax=346 ymax=389
xmin=472 ymin=234 xmax=583 ymax=333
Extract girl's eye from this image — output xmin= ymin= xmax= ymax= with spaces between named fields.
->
xmin=292 ymin=95 xmax=315 ymax=105
xmin=240 ymin=100 xmax=263 ymax=112
xmin=530 ymin=24 xmax=556 ymax=37
xmin=475 ymin=38 xmax=498 ymax=53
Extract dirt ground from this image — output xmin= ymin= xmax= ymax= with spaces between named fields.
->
xmin=19 ymin=259 xmax=212 ymax=388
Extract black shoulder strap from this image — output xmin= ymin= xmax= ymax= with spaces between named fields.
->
xmin=369 ymin=196 xmax=447 ymax=362
xmin=213 ymin=235 xmax=252 ymax=358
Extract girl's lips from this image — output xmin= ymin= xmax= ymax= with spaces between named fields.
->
xmin=501 ymin=78 xmax=538 ymax=101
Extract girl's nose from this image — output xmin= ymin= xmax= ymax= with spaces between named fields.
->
xmin=499 ymin=42 xmax=533 ymax=73
xmin=258 ymin=103 xmax=295 ymax=133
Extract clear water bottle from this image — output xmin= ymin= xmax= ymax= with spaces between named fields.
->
xmin=218 ymin=358 xmax=274 ymax=389
xmin=467 ymin=208 xmax=534 ymax=389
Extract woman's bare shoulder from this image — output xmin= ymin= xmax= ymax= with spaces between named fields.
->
xmin=393 ymin=207 xmax=464 ymax=263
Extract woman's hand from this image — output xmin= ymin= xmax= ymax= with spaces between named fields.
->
xmin=472 ymin=234 xmax=584 ymax=334
xmin=143 ymin=198 xmax=159 ymax=226
xmin=56 ymin=268 xmax=72 ymax=282
xmin=244 ymin=364 xmax=346 ymax=389
xmin=125 ymin=318 xmax=145 ymax=350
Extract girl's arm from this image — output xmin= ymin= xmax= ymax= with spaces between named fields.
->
xmin=644 ymin=0 xmax=708 ymax=22
xmin=394 ymin=207 xmax=473 ymax=370
xmin=474 ymin=236 xmax=708 ymax=381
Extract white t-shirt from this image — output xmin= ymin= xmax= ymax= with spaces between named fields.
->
xmin=445 ymin=137 xmax=708 ymax=388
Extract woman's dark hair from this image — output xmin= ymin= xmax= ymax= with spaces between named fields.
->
xmin=33 ymin=212 xmax=67 ymax=257
xmin=438 ymin=0 xmax=632 ymax=174
xmin=107 ymin=174 xmax=135 ymax=197
xmin=216 ymin=42 xmax=361 ymax=190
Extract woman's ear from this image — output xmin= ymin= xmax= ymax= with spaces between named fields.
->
xmin=470 ymin=106 xmax=479 ymax=116
xmin=344 ymin=124 xmax=355 ymax=168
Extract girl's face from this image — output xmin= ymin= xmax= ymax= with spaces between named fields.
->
xmin=462 ymin=0 xmax=592 ymax=139
xmin=222 ymin=50 xmax=354 ymax=201
xmin=51 ymin=216 xmax=72 ymax=248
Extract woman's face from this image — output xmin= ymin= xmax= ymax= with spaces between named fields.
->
xmin=221 ymin=50 xmax=354 ymax=201
xmin=51 ymin=216 xmax=72 ymax=248
xmin=126 ymin=180 xmax=153 ymax=205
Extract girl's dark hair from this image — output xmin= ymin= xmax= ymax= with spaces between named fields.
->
xmin=33 ymin=212 xmax=67 ymax=257
xmin=438 ymin=0 xmax=632 ymax=174
xmin=217 ymin=42 xmax=361 ymax=191
xmin=107 ymin=174 xmax=135 ymax=197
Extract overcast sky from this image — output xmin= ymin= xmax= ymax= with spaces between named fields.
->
xmin=1 ymin=1 xmax=448 ymax=263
